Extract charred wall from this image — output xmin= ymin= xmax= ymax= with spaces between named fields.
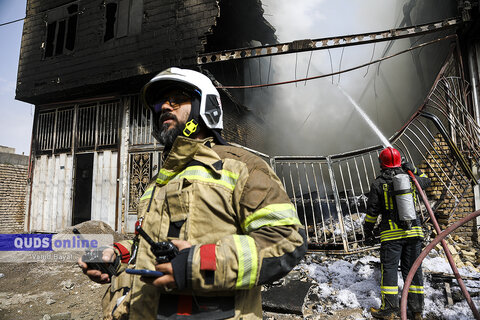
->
xmin=16 ymin=0 xmax=220 ymax=105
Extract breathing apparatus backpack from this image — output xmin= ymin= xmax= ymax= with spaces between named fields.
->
xmin=385 ymin=173 xmax=417 ymax=230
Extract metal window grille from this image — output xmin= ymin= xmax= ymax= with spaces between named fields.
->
xmin=98 ymin=101 xmax=120 ymax=147
xmin=35 ymin=100 xmax=119 ymax=154
xmin=128 ymin=152 xmax=152 ymax=212
xmin=127 ymin=151 xmax=162 ymax=213
xmin=129 ymin=95 xmax=154 ymax=146
xmin=36 ymin=111 xmax=56 ymax=153
xmin=77 ymin=104 xmax=97 ymax=149
xmin=55 ymin=108 xmax=74 ymax=151
xmin=36 ymin=108 xmax=74 ymax=153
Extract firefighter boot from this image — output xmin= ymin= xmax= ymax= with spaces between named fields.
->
xmin=370 ymin=306 xmax=399 ymax=320
xmin=370 ymin=295 xmax=399 ymax=319
xmin=406 ymin=311 xmax=423 ymax=320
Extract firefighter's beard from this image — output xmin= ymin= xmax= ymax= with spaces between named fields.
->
xmin=154 ymin=113 xmax=186 ymax=150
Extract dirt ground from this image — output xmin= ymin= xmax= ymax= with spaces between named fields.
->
xmin=0 ymin=261 xmax=364 ymax=320
xmin=0 ymin=261 xmax=104 ymax=320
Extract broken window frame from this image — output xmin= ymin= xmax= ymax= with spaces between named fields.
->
xmin=43 ymin=2 xmax=79 ymax=59
xmin=103 ymin=0 xmax=143 ymax=43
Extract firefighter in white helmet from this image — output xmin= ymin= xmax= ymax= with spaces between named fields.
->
xmin=79 ymin=67 xmax=306 ymax=320
xmin=363 ymin=147 xmax=430 ymax=320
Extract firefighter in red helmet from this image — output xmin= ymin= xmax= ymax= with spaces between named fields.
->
xmin=363 ymin=147 xmax=430 ymax=320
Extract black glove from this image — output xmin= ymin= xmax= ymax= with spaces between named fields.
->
xmin=363 ymin=226 xmax=376 ymax=246
xmin=402 ymin=162 xmax=416 ymax=174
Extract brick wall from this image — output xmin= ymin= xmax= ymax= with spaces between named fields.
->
xmin=417 ymin=134 xmax=477 ymax=246
xmin=0 ymin=153 xmax=29 ymax=233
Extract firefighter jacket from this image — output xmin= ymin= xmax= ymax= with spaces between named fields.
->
xmin=364 ymin=167 xmax=430 ymax=242
xmin=109 ymin=136 xmax=307 ymax=320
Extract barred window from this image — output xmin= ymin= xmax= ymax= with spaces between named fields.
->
xmin=35 ymin=100 xmax=119 ymax=154
xmin=129 ymin=95 xmax=154 ymax=146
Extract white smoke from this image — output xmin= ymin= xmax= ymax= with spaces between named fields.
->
xmin=241 ymin=0 xmax=458 ymax=156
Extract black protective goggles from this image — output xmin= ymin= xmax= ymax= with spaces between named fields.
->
xmin=152 ymin=92 xmax=193 ymax=113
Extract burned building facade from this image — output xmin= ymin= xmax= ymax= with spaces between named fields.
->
xmin=16 ymin=0 xmax=480 ymax=253
xmin=16 ymin=0 xmax=276 ymax=233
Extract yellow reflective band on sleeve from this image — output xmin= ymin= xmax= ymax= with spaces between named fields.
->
xmin=233 ymin=235 xmax=258 ymax=289
xmin=156 ymin=166 xmax=239 ymax=191
xmin=242 ymin=203 xmax=301 ymax=233
xmin=381 ymin=286 xmax=399 ymax=295
xmin=156 ymin=168 xmax=177 ymax=185
xmin=380 ymin=226 xmax=424 ymax=241
xmin=365 ymin=214 xmax=377 ymax=223
xmin=409 ymin=285 xmax=424 ymax=294
xmin=139 ymin=186 xmax=155 ymax=201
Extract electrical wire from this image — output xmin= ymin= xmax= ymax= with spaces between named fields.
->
xmin=216 ymin=34 xmax=457 ymax=90
xmin=0 ymin=17 xmax=25 ymax=27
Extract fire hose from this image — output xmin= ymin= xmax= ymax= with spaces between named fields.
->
xmin=400 ymin=171 xmax=480 ymax=320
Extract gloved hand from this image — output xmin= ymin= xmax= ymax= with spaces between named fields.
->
xmin=402 ymin=162 xmax=416 ymax=174
xmin=363 ymin=227 xmax=376 ymax=246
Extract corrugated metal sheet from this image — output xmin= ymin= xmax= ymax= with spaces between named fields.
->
xmin=91 ymin=151 xmax=118 ymax=228
xmin=30 ymin=154 xmax=73 ymax=232
xmin=30 ymin=151 xmax=118 ymax=232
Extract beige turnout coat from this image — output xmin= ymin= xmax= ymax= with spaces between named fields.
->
xmin=104 ymin=136 xmax=306 ymax=320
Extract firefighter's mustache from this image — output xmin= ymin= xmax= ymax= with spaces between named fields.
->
xmin=159 ymin=112 xmax=178 ymax=123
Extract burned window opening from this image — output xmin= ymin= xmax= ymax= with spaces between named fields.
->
xmin=103 ymin=0 xmax=143 ymax=43
xmin=44 ymin=3 xmax=78 ymax=59
xmin=104 ymin=3 xmax=117 ymax=42
xmin=45 ymin=22 xmax=57 ymax=58
xmin=55 ymin=20 xmax=66 ymax=56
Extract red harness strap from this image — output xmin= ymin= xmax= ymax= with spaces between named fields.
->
xmin=113 ymin=243 xmax=130 ymax=263
xmin=200 ymin=244 xmax=216 ymax=271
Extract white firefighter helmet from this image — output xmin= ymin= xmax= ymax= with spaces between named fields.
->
xmin=141 ymin=67 xmax=223 ymax=130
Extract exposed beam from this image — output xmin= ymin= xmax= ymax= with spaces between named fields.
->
xmin=197 ymin=17 xmax=462 ymax=65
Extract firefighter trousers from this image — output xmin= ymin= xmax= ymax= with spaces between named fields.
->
xmin=380 ymin=237 xmax=424 ymax=313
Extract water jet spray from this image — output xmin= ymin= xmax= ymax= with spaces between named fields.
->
xmin=337 ymin=85 xmax=392 ymax=148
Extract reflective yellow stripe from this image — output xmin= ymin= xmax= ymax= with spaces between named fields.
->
xmin=156 ymin=166 xmax=239 ymax=191
xmin=409 ymin=285 xmax=424 ymax=294
xmin=242 ymin=203 xmax=300 ymax=233
xmin=156 ymin=168 xmax=177 ymax=184
xmin=389 ymin=220 xmax=396 ymax=230
xmin=383 ymin=184 xmax=390 ymax=209
xmin=140 ymin=186 xmax=155 ymax=201
xmin=233 ymin=235 xmax=258 ymax=289
xmin=381 ymin=286 xmax=399 ymax=294
xmin=380 ymin=226 xmax=423 ymax=241
xmin=365 ymin=214 xmax=377 ymax=223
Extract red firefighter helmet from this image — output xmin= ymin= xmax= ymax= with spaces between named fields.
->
xmin=379 ymin=147 xmax=401 ymax=169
